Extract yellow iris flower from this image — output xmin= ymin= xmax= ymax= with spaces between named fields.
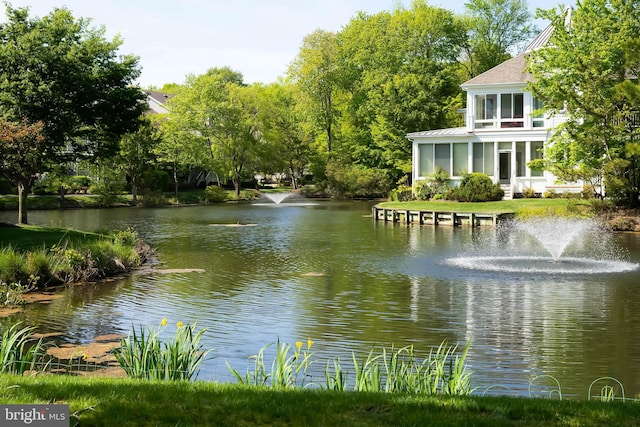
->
xmin=160 ymin=318 xmax=168 ymax=327
xmin=177 ymin=321 xmax=184 ymax=328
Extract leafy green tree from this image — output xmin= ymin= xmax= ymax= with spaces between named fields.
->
xmin=118 ymin=119 xmax=160 ymax=203
xmin=461 ymin=0 xmax=536 ymax=78
xmin=0 ymin=4 xmax=145 ymax=222
xmin=0 ymin=119 xmax=46 ymax=224
xmin=288 ymin=29 xmax=340 ymax=153
xmin=336 ymin=1 xmax=466 ymax=183
xmin=528 ymin=0 xmax=640 ymax=206
xmin=167 ymin=68 xmax=261 ymax=198
xmin=155 ymin=112 xmax=201 ymax=199
xmin=254 ymin=82 xmax=315 ymax=189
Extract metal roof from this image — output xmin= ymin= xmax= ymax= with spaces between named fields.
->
xmin=406 ymin=127 xmax=470 ymax=138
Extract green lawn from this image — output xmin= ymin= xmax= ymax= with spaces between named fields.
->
xmin=378 ymin=198 xmax=592 ymax=215
xmin=0 ymin=374 xmax=638 ymax=426
xmin=0 ymin=224 xmax=104 ymax=251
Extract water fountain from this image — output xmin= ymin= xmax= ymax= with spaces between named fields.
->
xmin=445 ymin=217 xmax=639 ymax=274
xmin=254 ymin=191 xmax=317 ymax=206
xmin=261 ymin=191 xmax=296 ymax=204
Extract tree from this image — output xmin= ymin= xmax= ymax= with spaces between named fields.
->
xmin=335 ymin=1 xmax=466 ymax=184
xmin=0 ymin=119 xmax=46 ymax=224
xmin=118 ymin=119 xmax=160 ymax=203
xmin=167 ymin=68 xmax=261 ymax=198
xmin=0 ymin=5 xmax=146 ymax=222
xmin=155 ymin=112 xmax=201 ymax=199
xmin=288 ymin=29 xmax=340 ymax=153
xmin=254 ymin=82 xmax=314 ymax=189
xmin=527 ymin=0 xmax=640 ymax=206
xmin=462 ymin=0 xmax=537 ymax=78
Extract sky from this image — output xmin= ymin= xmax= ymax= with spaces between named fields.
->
xmin=8 ymin=0 xmax=569 ymax=89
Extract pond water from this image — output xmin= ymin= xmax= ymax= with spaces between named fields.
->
xmin=1 ymin=202 xmax=640 ymax=398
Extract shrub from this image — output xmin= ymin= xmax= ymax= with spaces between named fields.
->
xmin=325 ymin=161 xmax=392 ymax=198
xmin=203 ymin=185 xmax=227 ymax=202
xmin=544 ymin=189 xmax=559 ymax=198
xmin=589 ymin=198 xmax=614 ymax=215
xmin=140 ymin=169 xmax=171 ymax=193
xmin=0 ymin=280 xmax=30 ymax=306
xmin=522 ymin=187 xmax=536 ymax=198
xmin=447 ymin=173 xmax=503 ymax=202
xmin=414 ymin=167 xmax=450 ymax=200
xmin=390 ymin=185 xmax=413 ymax=202
xmin=140 ymin=191 xmax=166 ymax=207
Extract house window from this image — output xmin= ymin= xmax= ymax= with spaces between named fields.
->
xmin=453 ymin=143 xmax=468 ymax=176
xmin=500 ymin=93 xmax=524 ymax=128
xmin=418 ymin=144 xmax=434 ymax=176
xmin=530 ymin=141 xmax=544 ymax=176
xmin=474 ymin=94 xmax=497 ymax=128
xmin=516 ymin=142 xmax=526 ymax=177
xmin=532 ymin=97 xmax=545 ymax=128
xmin=434 ymin=144 xmax=451 ymax=174
xmin=472 ymin=142 xmax=494 ymax=176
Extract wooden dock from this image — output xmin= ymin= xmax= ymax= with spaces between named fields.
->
xmin=371 ymin=206 xmax=514 ymax=227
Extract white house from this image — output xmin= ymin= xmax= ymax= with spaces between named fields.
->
xmin=408 ymin=25 xmax=582 ymax=199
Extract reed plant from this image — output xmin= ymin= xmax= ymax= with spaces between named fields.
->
xmin=0 ymin=322 xmax=48 ymax=375
xmin=114 ymin=319 xmax=210 ymax=381
xmin=228 ymin=338 xmax=314 ymax=389
xmin=321 ymin=340 xmax=475 ymax=395
xmin=231 ymin=339 xmax=473 ymax=395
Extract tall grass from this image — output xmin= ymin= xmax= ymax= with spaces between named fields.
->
xmin=229 ymin=339 xmax=473 ymax=395
xmin=0 ymin=228 xmax=144 ymax=299
xmin=114 ymin=319 xmax=211 ymax=381
xmin=0 ymin=322 xmax=48 ymax=375
xmin=228 ymin=338 xmax=314 ymax=389
xmin=0 ymin=246 xmax=28 ymax=283
xmin=328 ymin=341 xmax=473 ymax=395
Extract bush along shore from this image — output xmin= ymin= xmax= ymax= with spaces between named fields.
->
xmin=0 ymin=225 xmax=151 ymax=306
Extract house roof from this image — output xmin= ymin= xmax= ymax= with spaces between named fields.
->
xmin=525 ymin=23 xmax=554 ymax=52
xmin=462 ymin=53 xmax=532 ymax=87
xmin=146 ymin=91 xmax=175 ymax=114
xmin=461 ymin=22 xmax=556 ymax=88
xmin=407 ymin=127 xmax=469 ymax=138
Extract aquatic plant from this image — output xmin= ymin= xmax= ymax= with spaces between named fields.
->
xmin=114 ymin=319 xmax=211 ymax=381
xmin=325 ymin=340 xmax=473 ymax=395
xmin=230 ymin=339 xmax=473 ymax=395
xmin=227 ymin=338 xmax=314 ymax=389
xmin=0 ymin=322 xmax=48 ymax=375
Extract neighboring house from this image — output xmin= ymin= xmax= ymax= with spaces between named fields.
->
xmin=408 ymin=25 xmax=581 ymax=199
xmin=146 ymin=90 xmax=174 ymax=115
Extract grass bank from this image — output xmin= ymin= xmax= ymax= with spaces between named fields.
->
xmin=0 ymin=224 xmax=104 ymax=251
xmin=1 ymin=374 xmax=639 ymax=426
xmin=0 ymin=225 xmax=148 ymax=297
xmin=0 ymin=188 xmax=261 ymax=212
